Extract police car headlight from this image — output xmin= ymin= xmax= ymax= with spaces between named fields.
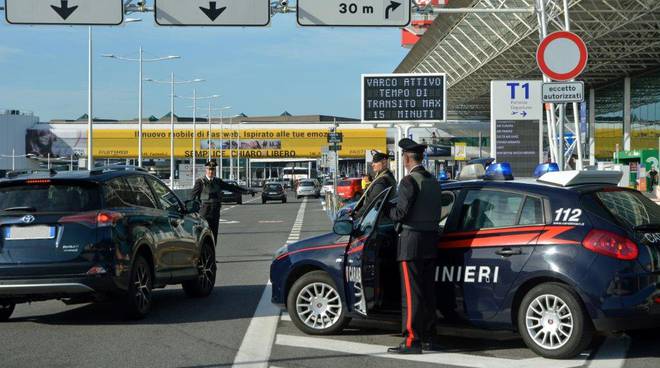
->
xmin=274 ymin=245 xmax=288 ymax=260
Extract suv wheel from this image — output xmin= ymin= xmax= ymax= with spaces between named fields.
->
xmin=517 ymin=282 xmax=593 ymax=359
xmin=126 ymin=255 xmax=153 ymax=319
xmin=0 ymin=302 xmax=15 ymax=322
xmin=183 ymin=242 xmax=217 ymax=298
xmin=287 ymin=271 xmax=350 ymax=335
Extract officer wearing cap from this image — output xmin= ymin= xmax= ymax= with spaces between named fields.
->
xmin=191 ymin=160 xmax=253 ymax=245
xmin=352 ymin=150 xmax=396 ymax=219
xmin=386 ymin=138 xmax=443 ymax=355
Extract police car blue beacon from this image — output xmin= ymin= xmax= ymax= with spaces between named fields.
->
xmin=270 ymin=163 xmax=660 ymax=359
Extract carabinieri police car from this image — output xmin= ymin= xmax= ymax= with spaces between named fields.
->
xmin=270 ymin=164 xmax=660 ymax=359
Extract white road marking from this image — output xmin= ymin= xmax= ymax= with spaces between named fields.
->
xmin=274 ymin=334 xmax=588 ymax=368
xmin=280 ymin=313 xmax=291 ymax=322
xmin=231 ymin=282 xmax=282 ymax=368
xmin=587 ymin=335 xmax=630 ymax=368
xmin=259 ymin=221 xmax=284 ymax=224
xmin=231 ymin=198 xmax=308 ymax=368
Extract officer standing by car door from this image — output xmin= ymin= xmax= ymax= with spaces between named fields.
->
xmin=386 ymin=138 xmax=443 ymax=354
xmin=191 ymin=160 xmax=253 ymax=245
xmin=352 ymin=150 xmax=396 ymax=218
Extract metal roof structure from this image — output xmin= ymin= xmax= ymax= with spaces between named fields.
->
xmin=395 ymin=0 xmax=660 ymax=117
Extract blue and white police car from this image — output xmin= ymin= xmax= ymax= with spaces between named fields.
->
xmin=270 ymin=164 xmax=660 ymax=359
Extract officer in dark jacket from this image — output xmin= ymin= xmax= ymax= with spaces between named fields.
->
xmin=387 ymin=138 xmax=443 ymax=355
xmin=352 ymin=150 xmax=396 ymax=218
xmin=191 ymin=160 xmax=253 ymax=245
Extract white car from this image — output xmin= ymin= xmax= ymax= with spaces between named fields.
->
xmin=296 ymin=180 xmax=320 ymax=199
xmin=322 ymin=180 xmax=334 ymax=194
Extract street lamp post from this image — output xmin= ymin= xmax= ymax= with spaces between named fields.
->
xmin=102 ymin=49 xmax=179 ymax=168
xmin=144 ymin=75 xmax=203 ymax=188
xmin=176 ymin=92 xmax=220 ymax=186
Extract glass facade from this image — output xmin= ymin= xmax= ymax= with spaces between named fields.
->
xmin=631 ymin=72 xmax=660 ymax=151
xmin=594 ymin=80 xmax=624 ymax=159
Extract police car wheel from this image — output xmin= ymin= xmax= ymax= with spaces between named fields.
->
xmin=182 ymin=242 xmax=217 ymax=298
xmin=0 ymin=302 xmax=15 ymax=322
xmin=287 ymin=271 xmax=350 ymax=335
xmin=518 ymin=283 xmax=593 ymax=359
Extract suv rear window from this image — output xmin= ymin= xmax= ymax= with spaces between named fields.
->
xmin=338 ymin=180 xmax=351 ymax=186
xmin=299 ymin=181 xmax=314 ymax=187
xmin=595 ymin=190 xmax=660 ymax=229
xmin=265 ymin=184 xmax=281 ymax=190
xmin=0 ymin=182 xmax=101 ymax=212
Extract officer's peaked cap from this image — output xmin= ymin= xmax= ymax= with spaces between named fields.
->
xmin=205 ymin=160 xmax=218 ymax=168
xmin=371 ymin=150 xmax=393 ymax=162
xmin=398 ymin=138 xmax=427 ymax=153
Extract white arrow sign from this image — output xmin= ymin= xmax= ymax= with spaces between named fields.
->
xmin=298 ymin=0 xmax=410 ymax=27
xmin=154 ymin=0 xmax=270 ymax=26
xmin=5 ymin=0 xmax=123 ymax=25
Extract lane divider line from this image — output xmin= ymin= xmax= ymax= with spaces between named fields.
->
xmin=231 ymin=198 xmax=308 ymax=368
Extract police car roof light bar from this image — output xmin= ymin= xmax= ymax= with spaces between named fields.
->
xmin=537 ymin=170 xmax=623 ymax=187
xmin=484 ymin=162 xmax=514 ymax=181
xmin=533 ymin=163 xmax=560 ymax=178
xmin=456 ymin=164 xmax=485 ymax=181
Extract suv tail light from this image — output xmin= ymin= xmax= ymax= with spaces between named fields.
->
xmin=582 ymin=229 xmax=638 ymax=261
xmin=61 ymin=211 xmax=123 ymax=228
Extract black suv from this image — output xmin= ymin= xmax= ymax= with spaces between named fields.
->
xmin=0 ymin=166 xmax=216 ymax=320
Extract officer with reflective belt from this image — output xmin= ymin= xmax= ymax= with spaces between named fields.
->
xmin=386 ymin=138 xmax=443 ymax=354
xmin=191 ymin=160 xmax=253 ymax=245
xmin=352 ymin=150 xmax=396 ymax=219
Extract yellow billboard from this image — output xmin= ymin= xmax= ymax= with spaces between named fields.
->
xmin=89 ymin=128 xmax=386 ymax=159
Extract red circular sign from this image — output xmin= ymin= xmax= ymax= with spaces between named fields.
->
xmin=536 ymin=31 xmax=588 ymax=81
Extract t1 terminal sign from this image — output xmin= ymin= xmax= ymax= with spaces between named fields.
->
xmin=154 ymin=0 xmax=270 ymax=26
xmin=298 ymin=0 xmax=410 ymax=27
xmin=542 ymin=81 xmax=584 ymax=103
xmin=5 ymin=0 xmax=123 ymax=25
xmin=361 ymin=73 xmax=446 ymax=123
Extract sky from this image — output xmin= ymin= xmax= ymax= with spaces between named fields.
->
xmin=0 ymin=1 xmax=409 ymax=122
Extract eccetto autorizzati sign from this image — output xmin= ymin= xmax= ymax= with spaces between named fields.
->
xmin=25 ymin=128 xmax=387 ymax=159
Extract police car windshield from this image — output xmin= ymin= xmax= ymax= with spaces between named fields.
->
xmin=595 ymin=190 xmax=660 ymax=230
xmin=0 ymin=182 xmax=101 ymax=213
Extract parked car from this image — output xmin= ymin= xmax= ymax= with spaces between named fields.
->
xmin=262 ymin=182 xmax=287 ymax=204
xmin=336 ymin=178 xmax=363 ymax=201
xmin=270 ymin=167 xmax=660 ymax=359
xmin=0 ymin=166 xmax=216 ymax=321
xmin=296 ymin=179 xmax=321 ymax=199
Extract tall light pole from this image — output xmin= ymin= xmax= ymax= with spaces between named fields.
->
xmin=102 ymin=49 xmax=179 ymax=168
xmin=176 ymin=92 xmax=220 ymax=186
xmin=144 ymin=75 xmax=203 ymax=188
xmin=187 ymin=104 xmax=230 ymax=179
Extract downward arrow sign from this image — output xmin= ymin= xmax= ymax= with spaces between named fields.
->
xmin=199 ymin=1 xmax=227 ymax=21
xmin=50 ymin=0 xmax=78 ymax=20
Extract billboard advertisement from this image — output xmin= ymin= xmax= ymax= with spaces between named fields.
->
xmin=26 ymin=128 xmax=386 ymax=159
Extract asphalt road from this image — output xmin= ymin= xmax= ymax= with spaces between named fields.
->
xmin=1 ymin=192 xmax=658 ymax=368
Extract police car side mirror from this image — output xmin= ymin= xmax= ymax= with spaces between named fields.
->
xmin=184 ymin=200 xmax=200 ymax=214
xmin=333 ymin=219 xmax=354 ymax=236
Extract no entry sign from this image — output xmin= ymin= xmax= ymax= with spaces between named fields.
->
xmin=536 ymin=31 xmax=588 ymax=81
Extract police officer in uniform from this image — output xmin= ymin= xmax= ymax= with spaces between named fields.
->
xmin=386 ymin=138 xmax=443 ymax=355
xmin=352 ymin=150 xmax=396 ymax=219
xmin=191 ymin=160 xmax=253 ymax=245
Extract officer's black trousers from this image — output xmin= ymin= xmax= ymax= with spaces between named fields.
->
xmin=200 ymin=202 xmax=221 ymax=245
xmin=399 ymin=259 xmax=437 ymax=347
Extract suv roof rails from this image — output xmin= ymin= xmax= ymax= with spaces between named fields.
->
xmin=5 ymin=169 xmax=58 ymax=179
xmin=90 ymin=165 xmax=149 ymax=175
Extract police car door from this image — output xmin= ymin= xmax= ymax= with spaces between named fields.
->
xmin=440 ymin=189 xmax=542 ymax=321
xmin=345 ymin=188 xmax=392 ymax=317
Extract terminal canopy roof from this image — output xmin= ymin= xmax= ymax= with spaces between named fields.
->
xmin=395 ymin=0 xmax=660 ymax=118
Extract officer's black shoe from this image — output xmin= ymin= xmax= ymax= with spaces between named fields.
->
xmin=387 ymin=343 xmax=422 ymax=355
